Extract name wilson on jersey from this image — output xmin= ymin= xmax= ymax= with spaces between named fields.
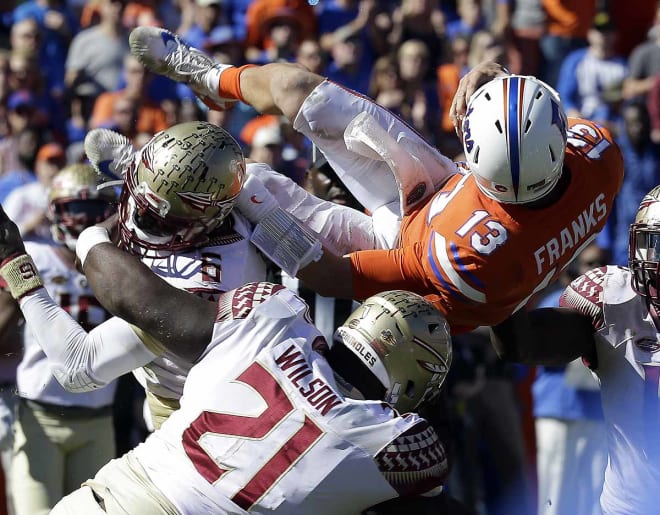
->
xmin=533 ymin=193 xmax=607 ymax=275
xmin=275 ymin=345 xmax=343 ymax=416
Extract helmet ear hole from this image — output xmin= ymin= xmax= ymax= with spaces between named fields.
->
xmin=404 ymin=380 xmax=416 ymax=399
xmin=473 ymin=146 xmax=480 ymax=164
xmin=494 ymin=120 xmax=503 ymax=134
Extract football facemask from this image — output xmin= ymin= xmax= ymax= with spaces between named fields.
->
xmin=48 ymin=164 xmax=117 ymax=251
xmin=118 ymin=121 xmax=245 ymax=256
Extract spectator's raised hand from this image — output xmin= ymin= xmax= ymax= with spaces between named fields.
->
xmin=449 ymin=61 xmax=509 ymax=134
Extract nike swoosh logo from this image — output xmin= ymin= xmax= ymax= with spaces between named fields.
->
xmin=250 ymin=195 xmax=263 ymax=204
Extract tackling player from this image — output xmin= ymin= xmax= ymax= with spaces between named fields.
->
xmin=129 ymin=27 xmax=624 ymax=334
xmin=0 ymin=164 xmax=118 ymax=515
xmin=0 ymin=206 xmax=453 ymax=513
xmin=490 ymin=186 xmax=660 ymax=515
xmin=1 ymin=122 xmax=269 ymax=430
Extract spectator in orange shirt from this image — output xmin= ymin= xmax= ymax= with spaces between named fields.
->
xmin=244 ymin=0 xmax=316 ymax=55
xmin=89 ymin=54 xmax=168 ymax=135
xmin=540 ymin=0 xmax=597 ymax=87
xmin=436 ymin=35 xmax=470 ymax=158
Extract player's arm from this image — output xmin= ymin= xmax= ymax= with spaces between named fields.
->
xmin=298 ymin=245 xmax=424 ymax=301
xmin=19 ymin=293 xmax=158 ymax=392
xmin=491 ymin=270 xmax=605 ymax=365
xmin=77 ymin=228 xmax=216 ymax=363
xmin=0 ymin=289 xmax=23 ymax=357
xmin=374 ymin=418 xmax=449 ymax=498
xmin=490 ymin=307 xmax=596 ymax=365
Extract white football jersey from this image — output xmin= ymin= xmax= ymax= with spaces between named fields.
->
xmin=133 ymin=212 xmax=267 ymax=401
xmin=561 ymin=265 xmax=660 ymax=515
xmin=131 ymin=283 xmax=446 ymax=514
xmin=18 ymin=242 xmax=117 ymax=408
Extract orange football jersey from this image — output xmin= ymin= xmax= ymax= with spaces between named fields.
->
xmin=350 ymin=118 xmax=623 ymax=334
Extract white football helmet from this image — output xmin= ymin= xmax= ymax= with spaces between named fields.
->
xmin=462 ymin=75 xmax=568 ymax=204
xmin=332 ymin=290 xmax=452 ymax=413
xmin=118 ymin=121 xmax=246 ymax=256
xmin=48 ymin=164 xmax=118 ymax=251
xmin=630 ymin=186 xmax=660 ymax=308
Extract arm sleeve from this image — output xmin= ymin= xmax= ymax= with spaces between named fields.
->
xmin=375 ymin=418 xmax=449 ymax=497
xmin=559 ymin=267 xmax=607 ymax=331
xmin=247 ymin=163 xmax=377 ymax=254
xmin=19 ymin=288 xmax=158 ymax=392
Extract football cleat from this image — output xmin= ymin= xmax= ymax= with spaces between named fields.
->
xmin=84 ymin=128 xmax=136 ymax=182
xmin=129 ymin=26 xmax=236 ymax=111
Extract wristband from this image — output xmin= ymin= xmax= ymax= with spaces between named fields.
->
xmin=0 ymin=254 xmax=44 ymax=300
xmin=76 ymin=226 xmax=111 ymax=267
xmin=250 ymin=208 xmax=323 ymax=277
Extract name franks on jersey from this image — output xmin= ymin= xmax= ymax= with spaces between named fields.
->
xmin=533 ymin=193 xmax=607 ymax=274
xmin=275 ymin=344 xmax=342 ymax=416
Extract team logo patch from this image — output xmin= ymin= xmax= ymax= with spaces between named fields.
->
xmin=635 ymin=337 xmax=660 ymax=353
xmin=406 ymin=183 xmax=427 ymax=207
xmin=178 ymin=191 xmax=227 ymax=211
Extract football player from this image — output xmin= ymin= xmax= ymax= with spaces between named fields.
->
xmin=0 ymin=207 xmax=453 ymax=513
xmin=128 ymin=26 xmax=624 ymax=334
xmin=1 ymin=122 xmax=268 ymax=430
xmin=490 ymin=185 xmax=660 ymax=515
xmin=0 ymin=164 xmax=118 ymax=515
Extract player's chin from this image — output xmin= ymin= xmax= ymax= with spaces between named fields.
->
xmin=328 ymin=194 xmax=349 ymax=206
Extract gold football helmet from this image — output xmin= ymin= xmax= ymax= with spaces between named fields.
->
xmin=48 ymin=164 xmax=118 ymax=251
xmin=333 ymin=290 xmax=452 ymax=413
xmin=630 ymin=185 xmax=660 ymax=307
xmin=118 ymin=121 xmax=246 ymax=256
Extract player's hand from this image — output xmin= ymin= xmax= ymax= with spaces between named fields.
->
xmin=0 ymin=206 xmax=26 ymax=261
xmin=235 ymin=171 xmax=279 ymax=224
xmin=449 ymin=61 xmax=510 ymax=136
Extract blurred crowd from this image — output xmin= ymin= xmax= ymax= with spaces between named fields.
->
xmin=0 ymin=1 xmax=658 ymax=515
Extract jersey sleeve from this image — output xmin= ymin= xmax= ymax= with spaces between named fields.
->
xmin=374 ymin=418 xmax=449 ymax=497
xmin=349 ymin=245 xmax=431 ymax=301
xmin=559 ymin=266 xmax=607 ymax=331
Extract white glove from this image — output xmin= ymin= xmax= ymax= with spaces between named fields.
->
xmin=235 ymin=172 xmax=280 ymax=224
xmin=236 ymin=171 xmax=323 ymax=276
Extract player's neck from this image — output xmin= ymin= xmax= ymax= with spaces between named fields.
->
xmin=524 ymin=165 xmax=571 ymax=210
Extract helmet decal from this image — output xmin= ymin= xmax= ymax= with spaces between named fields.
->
xmin=178 ymin=191 xmax=233 ymax=211
xmin=504 ymin=76 xmax=522 ymax=200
